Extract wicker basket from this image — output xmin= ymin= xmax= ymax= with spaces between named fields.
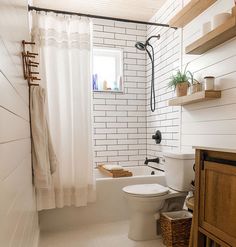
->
xmin=160 ymin=210 xmax=192 ymax=247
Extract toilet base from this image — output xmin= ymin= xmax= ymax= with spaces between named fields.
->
xmin=128 ymin=211 xmax=161 ymax=241
xmin=126 ymin=197 xmax=165 ymax=241
xmin=125 ymin=192 xmax=187 ymax=241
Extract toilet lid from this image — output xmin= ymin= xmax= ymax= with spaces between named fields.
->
xmin=123 ymin=184 xmax=169 ymax=197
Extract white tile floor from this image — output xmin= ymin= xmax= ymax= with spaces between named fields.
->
xmin=39 ymin=220 xmax=165 ymax=247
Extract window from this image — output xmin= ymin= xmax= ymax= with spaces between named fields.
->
xmin=92 ymin=48 xmax=123 ymax=92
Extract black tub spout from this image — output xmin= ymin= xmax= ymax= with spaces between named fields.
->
xmin=144 ymin=157 xmax=160 ymax=165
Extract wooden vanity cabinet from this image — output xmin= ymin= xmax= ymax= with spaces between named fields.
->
xmin=193 ymin=148 xmax=236 ymax=247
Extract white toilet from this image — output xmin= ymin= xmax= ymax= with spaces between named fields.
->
xmin=122 ymin=152 xmax=195 ymax=241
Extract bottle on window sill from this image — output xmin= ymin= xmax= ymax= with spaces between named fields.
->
xmin=103 ymin=80 xmax=108 ymax=90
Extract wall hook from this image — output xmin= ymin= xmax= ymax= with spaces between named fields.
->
xmin=22 ymin=40 xmax=40 ymax=86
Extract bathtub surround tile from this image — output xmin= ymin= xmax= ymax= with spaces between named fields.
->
xmin=95 ymin=128 xmax=117 ymax=134
xmin=96 ymin=151 xmax=118 ymax=157
xmin=39 ymin=221 xmax=165 ymax=247
xmin=94 ymin=157 xmax=108 ymax=163
xmin=92 ymin=0 xmax=236 ymax=167
xmin=108 ymin=145 xmax=128 ymax=151
xmin=106 ymin=123 xmax=128 ymax=128
xmin=93 ymin=19 xmax=147 ymax=167
xmin=145 ymin=0 xmax=182 ymax=161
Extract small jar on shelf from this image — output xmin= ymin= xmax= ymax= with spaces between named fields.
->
xmin=204 ymin=76 xmax=215 ymax=90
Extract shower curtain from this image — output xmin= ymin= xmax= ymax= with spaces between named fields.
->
xmin=31 ymin=12 xmax=96 ymax=210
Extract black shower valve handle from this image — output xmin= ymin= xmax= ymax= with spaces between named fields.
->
xmin=152 ymin=130 xmax=162 ymax=144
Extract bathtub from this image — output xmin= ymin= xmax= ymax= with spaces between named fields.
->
xmin=39 ymin=166 xmax=166 ymax=231
xmin=95 ymin=165 xmax=165 ymax=179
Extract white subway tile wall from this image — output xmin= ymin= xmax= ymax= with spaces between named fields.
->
xmin=146 ymin=0 xmax=182 ymax=167
xmin=92 ymin=19 xmax=148 ymax=167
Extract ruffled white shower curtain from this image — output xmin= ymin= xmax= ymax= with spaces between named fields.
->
xmin=31 ymin=12 xmax=96 ymax=210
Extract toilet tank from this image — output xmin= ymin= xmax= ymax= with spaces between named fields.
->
xmin=163 ymin=152 xmax=195 ymax=192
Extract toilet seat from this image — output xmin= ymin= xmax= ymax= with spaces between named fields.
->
xmin=123 ymin=184 xmax=169 ymax=197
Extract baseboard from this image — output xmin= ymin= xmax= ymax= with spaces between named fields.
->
xmin=33 ymin=228 xmax=40 ymax=247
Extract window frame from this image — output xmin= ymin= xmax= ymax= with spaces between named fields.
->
xmin=92 ymin=47 xmax=124 ymax=93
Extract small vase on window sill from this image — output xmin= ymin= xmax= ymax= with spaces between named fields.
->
xmin=103 ymin=80 xmax=108 ymax=90
xmin=92 ymin=74 xmax=98 ymax=91
xmin=113 ymin=81 xmax=119 ymax=91
xmin=119 ymin=77 xmax=123 ymax=91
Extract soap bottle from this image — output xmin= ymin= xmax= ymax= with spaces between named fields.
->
xmin=93 ymin=74 xmax=98 ymax=91
xmin=103 ymin=80 xmax=107 ymax=90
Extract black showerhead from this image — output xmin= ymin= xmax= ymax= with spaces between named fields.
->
xmin=135 ymin=35 xmax=161 ymax=51
xmin=135 ymin=42 xmax=146 ymax=51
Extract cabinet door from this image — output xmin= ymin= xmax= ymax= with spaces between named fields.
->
xmin=200 ymin=161 xmax=236 ymax=246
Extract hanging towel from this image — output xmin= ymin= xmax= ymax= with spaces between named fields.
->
xmin=30 ymin=86 xmax=58 ymax=189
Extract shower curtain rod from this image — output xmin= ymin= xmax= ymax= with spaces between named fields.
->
xmin=28 ymin=5 xmax=177 ymax=29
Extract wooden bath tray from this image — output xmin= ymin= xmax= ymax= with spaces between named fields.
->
xmin=98 ymin=165 xmax=133 ymax=178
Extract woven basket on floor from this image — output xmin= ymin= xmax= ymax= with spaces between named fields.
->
xmin=160 ymin=210 xmax=192 ymax=247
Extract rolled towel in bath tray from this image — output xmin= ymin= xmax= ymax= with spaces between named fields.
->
xmin=98 ymin=164 xmax=133 ymax=178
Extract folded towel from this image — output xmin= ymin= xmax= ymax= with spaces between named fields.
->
xmin=102 ymin=164 xmax=123 ymax=171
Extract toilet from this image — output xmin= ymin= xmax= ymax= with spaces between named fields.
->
xmin=122 ymin=152 xmax=195 ymax=241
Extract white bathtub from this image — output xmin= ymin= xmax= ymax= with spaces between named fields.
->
xmin=39 ymin=166 xmax=166 ymax=231
xmin=95 ymin=165 xmax=165 ymax=179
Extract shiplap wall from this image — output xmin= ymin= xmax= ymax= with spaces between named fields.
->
xmin=0 ymin=0 xmax=39 ymax=246
xmin=92 ymin=19 xmax=148 ymax=167
xmin=146 ymin=0 xmax=182 ymax=167
xmin=182 ymin=0 xmax=236 ymax=151
xmin=148 ymin=0 xmax=236 ymax=157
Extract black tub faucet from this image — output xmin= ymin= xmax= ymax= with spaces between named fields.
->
xmin=144 ymin=157 xmax=160 ymax=165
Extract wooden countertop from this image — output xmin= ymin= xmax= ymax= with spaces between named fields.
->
xmin=193 ymin=146 xmax=236 ymax=154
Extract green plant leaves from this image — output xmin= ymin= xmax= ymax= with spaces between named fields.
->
xmin=168 ymin=67 xmax=193 ymax=90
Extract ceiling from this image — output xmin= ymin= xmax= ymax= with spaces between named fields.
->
xmin=32 ymin=0 xmax=167 ymax=21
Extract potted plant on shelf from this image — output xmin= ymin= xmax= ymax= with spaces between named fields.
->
xmin=168 ymin=66 xmax=193 ymax=97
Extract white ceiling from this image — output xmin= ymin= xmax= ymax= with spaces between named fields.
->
xmin=32 ymin=0 xmax=167 ymax=21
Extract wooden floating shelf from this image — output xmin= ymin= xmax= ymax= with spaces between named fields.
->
xmin=168 ymin=90 xmax=221 ymax=106
xmin=168 ymin=0 xmax=217 ymax=28
xmin=186 ymin=16 xmax=236 ymax=55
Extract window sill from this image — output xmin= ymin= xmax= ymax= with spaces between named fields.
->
xmin=93 ymin=90 xmax=124 ymax=93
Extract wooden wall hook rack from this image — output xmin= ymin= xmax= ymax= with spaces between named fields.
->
xmin=22 ymin=40 xmax=40 ymax=86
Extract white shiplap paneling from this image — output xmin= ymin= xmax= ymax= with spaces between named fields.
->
xmin=0 ymin=0 xmax=39 ymax=246
xmin=181 ymin=0 xmax=236 ymax=151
